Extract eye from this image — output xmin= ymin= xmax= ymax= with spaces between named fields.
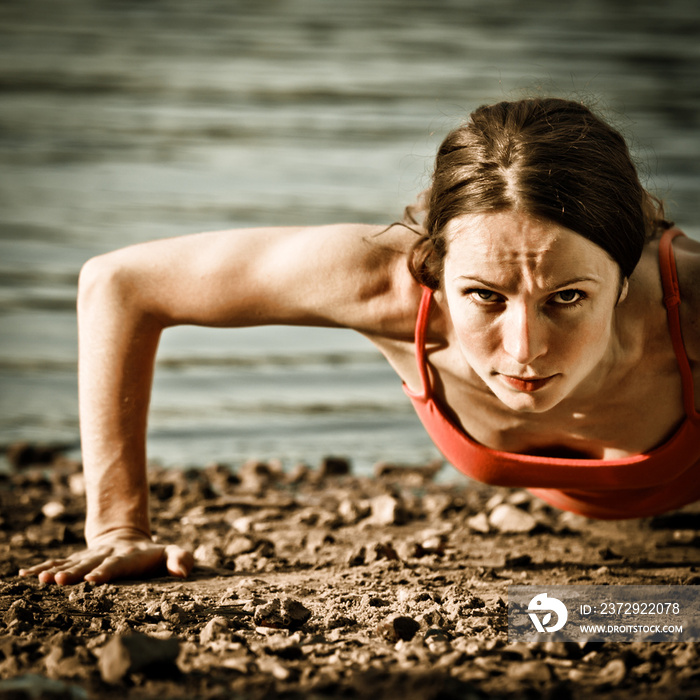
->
xmin=551 ymin=289 xmax=586 ymax=306
xmin=465 ymin=289 xmax=504 ymax=304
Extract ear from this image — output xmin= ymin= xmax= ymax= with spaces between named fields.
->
xmin=616 ymin=277 xmax=630 ymax=305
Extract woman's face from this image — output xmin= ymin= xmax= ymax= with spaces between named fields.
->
xmin=442 ymin=210 xmax=627 ymax=414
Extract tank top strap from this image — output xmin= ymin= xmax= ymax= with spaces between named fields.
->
xmin=658 ymin=228 xmax=699 ymax=419
xmin=412 ymin=286 xmax=434 ymax=399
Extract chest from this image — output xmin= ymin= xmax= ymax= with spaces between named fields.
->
xmin=426 ymin=338 xmax=693 ymax=460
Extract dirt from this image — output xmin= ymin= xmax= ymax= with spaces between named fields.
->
xmin=1 ymin=445 xmax=699 ymax=699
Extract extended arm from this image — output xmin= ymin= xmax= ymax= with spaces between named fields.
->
xmin=20 ymin=224 xmax=410 ymax=584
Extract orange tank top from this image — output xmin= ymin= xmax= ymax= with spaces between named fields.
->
xmin=403 ymin=228 xmax=700 ymax=519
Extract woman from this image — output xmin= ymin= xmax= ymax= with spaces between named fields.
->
xmin=20 ymin=97 xmax=700 ymax=586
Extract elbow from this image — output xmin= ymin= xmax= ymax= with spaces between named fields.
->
xmin=77 ymin=251 xmax=146 ymax=324
xmin=78 ymin=253 xmax=122 ymax=313
xmin=77 ymin=251 xmax=167 ymax=330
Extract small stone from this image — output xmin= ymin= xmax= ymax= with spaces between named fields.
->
xmin=423 ymin=628 xmax=451 ymax=654
xmin=4 ymin=599 xmax=41 ymax=626
xmin=224 ymin=536 xmax=258 ymax=557
xmin=347 ymin=545 xmax=366 ymax=566
xmin=466 ymin=512 xmax=490 ymax=533
xmin=68 ymin=472 xmax=86 ymax=496
xmin=504 ymin=553 xmax=532 ymax=567
xmin=318 ymin=456 xmax=351 ymax=478
xmin=98 ymin=633 xmax=180 ymax=684
xmin=238 ymin=460 xmax=280 ymax=490
xmin=369 ymin=494 xmax=406 ymax=526
xmin=305 ymin=530 xmax=335 ymax=553
xmin=193 ymin=543 xmax=223 ymax=568
xmin=557 ymin=510 xmax=589 ymax=531
xmin=200 ymin=616 xmax=230 ymax=645
xmin=338 ymin=498 xmax=368 ymax=524
xmin=422 ymin=493 xmax=455 ymax=517
xmin=365 ymin=541 xmax=399 ymax=563
xmin=507 ymin=660 xmax=552 ymax=683
xmin=368 ymin=596 xmax=390 ymax=608
xmin=42 ymin=501 xmax=66 ymax=519
xmin=596 ymin=658 xmax=626 ymax=686
xmin=484 ymin=493 xmax=506 ymax=511
xmin=378 ymin=615 xmax=420 ymax=643
xmin=253 ymin=598 xmax=311 ymax=630
xmin=396 ymin=540 xmax=427 ymax=560
xmin=488 ymin=503 xmax=537 ymax=533
xmin=160 ymin=600 xmax=188 ymax=625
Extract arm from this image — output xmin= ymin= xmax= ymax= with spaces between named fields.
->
xmin=21 ymin=224 xmax=412 ymax=584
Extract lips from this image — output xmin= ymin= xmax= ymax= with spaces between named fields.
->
xmin=499 ymin=374 xmax=555 ymax=392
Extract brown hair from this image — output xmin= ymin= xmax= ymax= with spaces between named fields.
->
xmin=408 ymin=97 xmax=670 ymax=289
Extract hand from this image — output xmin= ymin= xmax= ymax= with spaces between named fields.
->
xmin=18 ymin=529 xmax=194 ymax=586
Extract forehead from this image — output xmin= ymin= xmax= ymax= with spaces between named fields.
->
xmin=443 ymin=210 xmax=617 ymax=281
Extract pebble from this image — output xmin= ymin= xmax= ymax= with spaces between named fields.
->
xmin=4 ymin=599 xmax=41 ymax=626
xmin=338 ymin=498 xmax=368 ymax=524
xmin=41 ymin=501 xmax=66 ymax=519
xmin=378 ymin=615 xmax=421 ymax=643
xmin=484 ymin=493 xmax=506 ymax=511
xmin=160 ymin=600 xmax=188 ymax=625
xmin=506 ymin=660 xmax=552 ymax=683
xmin=253 ymin=598 xmax=311 ymax=630
xmin=318 ymin=456 xmax=351 ymax=478
xmin=347 ymin=545 xmax=366 ymax=566
xmin=466 ymin=512 xmax=490 ymax=533
xmin=68 ymin=473 xmax=85 ymax=496
xmin=488 ymin=503 xmax=538 ymax=533
xmin=557 ymin=510 xmax=589 ymax=531
xmin=193 ymin=543 xmax=224 ymax=568
xmin=596 ymin=658 xmax=627 ymax=686
xmin=199 ymin=616 xmax=230 ymax=645
xmin=225 ymin=535 xmax=258 ymax=557
xmin=98 ymin=633 xmax=180 ymax=684
xmin=506 ymin=490 xmax=532 ymax=506
xmin=423 ymin=628 xmax=451 ymax=654
xmin=369 ymin=494 xmax=406 ymax=526
xmin=305 ymin=530 xmax=335 ymax=553
xmin=364 ymin=541 xmax=399 ymax=563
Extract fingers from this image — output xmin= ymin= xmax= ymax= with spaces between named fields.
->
xmin=83 ymin=554 xmax=126 ymax=585
xmin=165 ymin=545 xmax=194 ymax=579
xmin=19 ymin=559 xmax=71 ymax=578
xmin=20 ymin=557 xmax=103 ymax=586
xmin=45 ymin=555 xmax=110 ymax=586
xmin=19 ymin=541 xmax=195 ymax=585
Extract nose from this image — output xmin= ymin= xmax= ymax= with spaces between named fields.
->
xmin=502 ymin=303 xmax=548 ymax=365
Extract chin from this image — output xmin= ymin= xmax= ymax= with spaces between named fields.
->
xmin=491 ymin=384 xmax=565 ymax=414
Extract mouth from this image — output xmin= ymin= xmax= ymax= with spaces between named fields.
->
xmin=498 ymin=374 xmax=556 ymax=393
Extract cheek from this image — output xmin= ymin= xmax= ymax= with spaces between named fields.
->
xmin=452 ymin=314 xmax=500 ymax=359
xmin=552 ymin=313 xmax=611 ymax=361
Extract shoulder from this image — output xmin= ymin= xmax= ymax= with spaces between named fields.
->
xmin=268 ymin=222 xmax=425 ymax=338
xmin=673 ymin=232 xmax=700 ymax=361
xmin=644 ymin=230 xmax=700 ymax=362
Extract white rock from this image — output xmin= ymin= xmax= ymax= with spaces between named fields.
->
xmin=369 ymin=495 xmax=406 ymax=526
xmin=41 ymin=501 xmax=66 ymax=519
xmin=466 ymin=512 xmax=490 ymax=533
xmin=488 ymin=504 xmax=537 ymax=533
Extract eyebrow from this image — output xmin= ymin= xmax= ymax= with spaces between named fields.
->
xmin=456 ymin=275 xmax=601 ymax=292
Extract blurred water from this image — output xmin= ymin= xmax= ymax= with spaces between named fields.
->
xmin=1 ymin=0 xmax=699 ymax=473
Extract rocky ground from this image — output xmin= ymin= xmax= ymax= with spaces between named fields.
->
xmin=1 ymin=444 xmax=699 ymax=700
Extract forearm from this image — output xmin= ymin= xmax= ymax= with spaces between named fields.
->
xmin=78 ymin=255 xmax=162 ymax=544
